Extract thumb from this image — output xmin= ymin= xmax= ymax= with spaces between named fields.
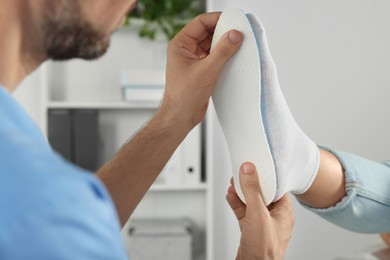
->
xmin=239 ymin=162 xmax=268 ymax=213
xmin=206 ymin=30 xmax=243 ymax=74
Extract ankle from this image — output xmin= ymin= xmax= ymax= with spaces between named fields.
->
xmin=296 ymin=149 xmax=346 ymax=208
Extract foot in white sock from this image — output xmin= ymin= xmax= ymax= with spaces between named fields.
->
xmin=247 ymin=14 xmax=320 ymax=200
xmin=212 ymin=8 xmax=320 ymax=203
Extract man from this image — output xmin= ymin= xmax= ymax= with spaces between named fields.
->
xmin=0 ymin=0 xmax=294 ymax=259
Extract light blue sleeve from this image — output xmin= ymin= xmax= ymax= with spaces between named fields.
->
xmin=300 ymin=147 xmax=390 ymax=234
xmin=0 ymin=128 xmax=128 ymax=260
xmin=0 ymin=86 xmax=128 ymax=259
xmin=0 ymin=169 xmax=128 ymax=260
xmin=0 ymin=168 xmax=127 ymax=260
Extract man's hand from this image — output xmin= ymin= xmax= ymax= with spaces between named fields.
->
xmin=380 ymin=233 xmax=390 ymax=247
xmin=98 ymin=13 xmax=242 ymax=226
xmin=163 ymin=12 xmax=243 ymax=130
xmin=226 ymin=162 xmax=295 ymax=259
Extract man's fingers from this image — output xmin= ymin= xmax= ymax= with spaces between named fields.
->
xmin=178 ymin=12 xmax=221 ymax=43
xmin=199 ymin=36 xmax=212 ymax=52
xmin=227 ymin=185 xmax=246 ymax=220
xmin=236 ymin=246 xmax=241 ymax=260
xmin=206 ymin=30 xmax=243 ymax=74
xmin=230 ymin=176 xmax=235 ymax=187
xmin=269 ymin=195 xmax=295 ymax=228
xmin=380 ymin=233 xmax=390 ymax=247
xmin=170 ymin=13 xmax=242 ymax=72
xmin=270 ymin=195 xmax=293 ymax=215
xmin=170 ymin=13 xmax=224 ymax=60
xmin=239 ymin=162 xmax=268 ymax=214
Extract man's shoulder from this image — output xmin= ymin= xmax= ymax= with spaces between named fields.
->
xmin=0 ymin=144 xmax=114 ymax=216
xmin=0 ymin=181 xmax=126 ymax=259
xmin=0 ymin=89 xmax=127 ymax=259
xmin=0 ymin=157 xmax=126 ymax=259
xmin=0 ymin=122 xmax=118 ymax=234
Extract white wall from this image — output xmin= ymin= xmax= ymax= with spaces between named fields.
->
xmin=210 ymin=0 xmax=390 ymax=259
xmin=13 ymin=68 xmax=42 ymax=130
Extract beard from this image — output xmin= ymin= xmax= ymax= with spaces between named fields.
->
xmin=42 ymin=0 xmax=110 ymax=61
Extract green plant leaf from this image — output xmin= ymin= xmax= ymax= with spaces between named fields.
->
xmin=126 ymin=0 xmax=203 ymax=41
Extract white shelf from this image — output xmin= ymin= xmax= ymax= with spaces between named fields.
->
xmin=47 ymin=101 xmax=160 ymax=110
xmin=149 ymin=183 xmax=207 ymax=192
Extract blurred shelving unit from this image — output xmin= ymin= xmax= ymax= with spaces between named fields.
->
xmin=36 ymin=1 xmax=223 ymax=259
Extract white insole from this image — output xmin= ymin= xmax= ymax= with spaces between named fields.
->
xmin=211 ymin=7 xmax=276 ymax=205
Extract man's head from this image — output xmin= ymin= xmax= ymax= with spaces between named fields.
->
xmin=41 ymin=0 xmax=136 ymax=61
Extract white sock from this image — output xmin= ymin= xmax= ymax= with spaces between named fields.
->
xmin=248 ymin=14 xmax=320 ymax=200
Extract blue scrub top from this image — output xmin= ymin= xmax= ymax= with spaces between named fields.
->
xmin=0 ymin=87 xmax=127 ymax=259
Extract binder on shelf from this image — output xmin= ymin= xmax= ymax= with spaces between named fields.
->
xmin=73 ymin=110 xmax=99 ymax=171
xmin=48 ymin=109 xmax=72 ymax=161
xmin=48 ymin=109 xmax=99 ymax=172
xmin=182 ymin=125 xmax=201 ymax=185
xmin=158 ymin=125 xmax=202 ymax=187
xmin=161 ymin=145 xmax=183 ymax=185
xmin=201 ymin=122 xmax=206 ymax=183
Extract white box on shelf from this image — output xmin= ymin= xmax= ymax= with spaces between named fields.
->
xmin=121 ymin=69 xmax=165 ymax=102
xmin=127 ymin=219 xmax=193 ymax=260
xmin=122 ymin=86 xmax=164 ymax=102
